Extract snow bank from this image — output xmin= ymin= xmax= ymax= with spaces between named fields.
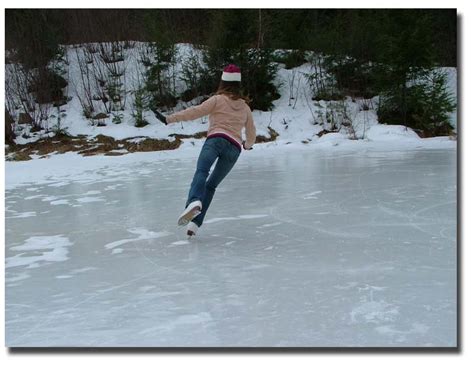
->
xmin=365 ymin=125 xmax=421 ymax=141
xmin=5 ymin=134 xmax=455 ymax=191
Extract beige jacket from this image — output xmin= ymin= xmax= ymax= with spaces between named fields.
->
xmin=166 ymin=94 xmax=256 ymax=149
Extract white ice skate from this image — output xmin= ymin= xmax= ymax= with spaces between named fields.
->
xmin=177 ymin=201 xmax=202 ymax=226
xmin=186 ymin=222 xmax=199 ymax=237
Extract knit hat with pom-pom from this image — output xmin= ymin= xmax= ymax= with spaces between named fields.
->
xmin=221 ymin=64 xmax=241 ymax=82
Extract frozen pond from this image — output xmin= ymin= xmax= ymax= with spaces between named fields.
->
xmin=5 ymin=148 xmax=457 ymax=347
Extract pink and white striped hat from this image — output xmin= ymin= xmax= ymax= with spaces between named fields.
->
xmin=221 ymin=64 xmax=241 ymax=82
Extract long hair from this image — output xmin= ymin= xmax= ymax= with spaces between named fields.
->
xmin=216 ymin=80 xmax=251 ymax=104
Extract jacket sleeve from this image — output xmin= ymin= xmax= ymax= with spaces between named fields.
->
xmin=166 ymin=96 xmax=217 ymax=123
xmin=244 ymin=108 xmax=257 ymax=149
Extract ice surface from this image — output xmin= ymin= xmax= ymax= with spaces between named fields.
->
xmin=5 ymin=148 xmax=457 ymax=347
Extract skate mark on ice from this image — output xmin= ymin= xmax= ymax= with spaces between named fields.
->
xmin=54 ymin=266 xmax=98 ymax=280
xmin=349 ymin=284 xmax=399 ymax=325
xmin=239 ymin=214 xmax=268 ymax=219
xmin=270 ymin=201 xmax=370 ymax=239
xmin=350 ymin=301 xmax=399 ymax=325
xmin=412 ymin=200 xmax=456 ymax=218
xmin=204 ymin=214 xmax=268 ymax=224
xmin=138 ymin=312 xmax=213 ymax=335
xmin=9 ymin=268 xmax=163 ymax=345
xmin=257 ymin=222 xmax=282 ymax=228
xmin=130 ymin=233 xmax=209 ymax=279
xmin=302 ymin=191 xmax=322 ymax=200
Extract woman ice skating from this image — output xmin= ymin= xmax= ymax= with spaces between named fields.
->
xmin=154 ymin=64 xmax=256 ymax=237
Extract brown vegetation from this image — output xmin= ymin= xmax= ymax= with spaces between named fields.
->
xmin=6 ymin=127 xmax=279 ymax=161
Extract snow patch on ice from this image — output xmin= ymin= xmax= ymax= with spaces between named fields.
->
xmin=48 ymin=182 xmax=71 ymax=187
xmin=84 ymin=190 xmax=101 ymax=195
xmin=24 ymin=195 xmax=44 ymax=200
xmin=6 ymin=212 xmax=36 ymax=219
xmin=6 ymin=235 xmax=74 ymax=269
xmin=105 ymin=228 xmax=172 ymax=250
xmin=169 ymin=240 xmax=190 ymax=246
xmin=41 ymin=196 xmax=60 ymax=202
xmin=104 ymin=184 xmax=123 ymax=191
xmin=258 ymin=222 xmax=283 ymax=228
xmin=70 ymin=267 xmax=96 ymax=274
xmin=76 ymin=196 xmax=105 ymax=203
xmin=50 ymin=199 xmax=70 ymax=206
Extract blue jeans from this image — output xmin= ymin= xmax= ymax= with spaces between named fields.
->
xmin=186 ymin=137 xmax=241 ymax=227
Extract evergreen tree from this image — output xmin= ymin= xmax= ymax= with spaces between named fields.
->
xmin=203 ymin=9 xmax=279 ymax=111
xmin=375 ymin=10 xmax=456 ymax=134
xmin=143 ymin=11 xmax=178 ymax=109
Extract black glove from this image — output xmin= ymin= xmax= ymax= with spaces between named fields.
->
xmin=153 ymin=110 xmax=168 ymax=125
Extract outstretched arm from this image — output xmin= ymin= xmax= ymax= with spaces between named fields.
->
xmin=166 ymin=96 xmax=218 ymax=124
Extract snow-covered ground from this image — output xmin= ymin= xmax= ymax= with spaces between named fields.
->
xmin=5 ymin=142 xmax=456 ymax=347
xmin=7 ymin=43 xmax=457 ymax=148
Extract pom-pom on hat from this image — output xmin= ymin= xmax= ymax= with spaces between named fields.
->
xmin=221 ymin=64 xmax=241 ymax=82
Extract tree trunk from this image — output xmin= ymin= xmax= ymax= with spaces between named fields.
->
xmin=5 ymin=109 xmax=16 ymax=145
xmin=401 ymin=78 xmax=407 ymax=127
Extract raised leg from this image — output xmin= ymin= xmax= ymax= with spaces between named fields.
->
xmin=193 ymin=146 xmax=240 ymax=226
